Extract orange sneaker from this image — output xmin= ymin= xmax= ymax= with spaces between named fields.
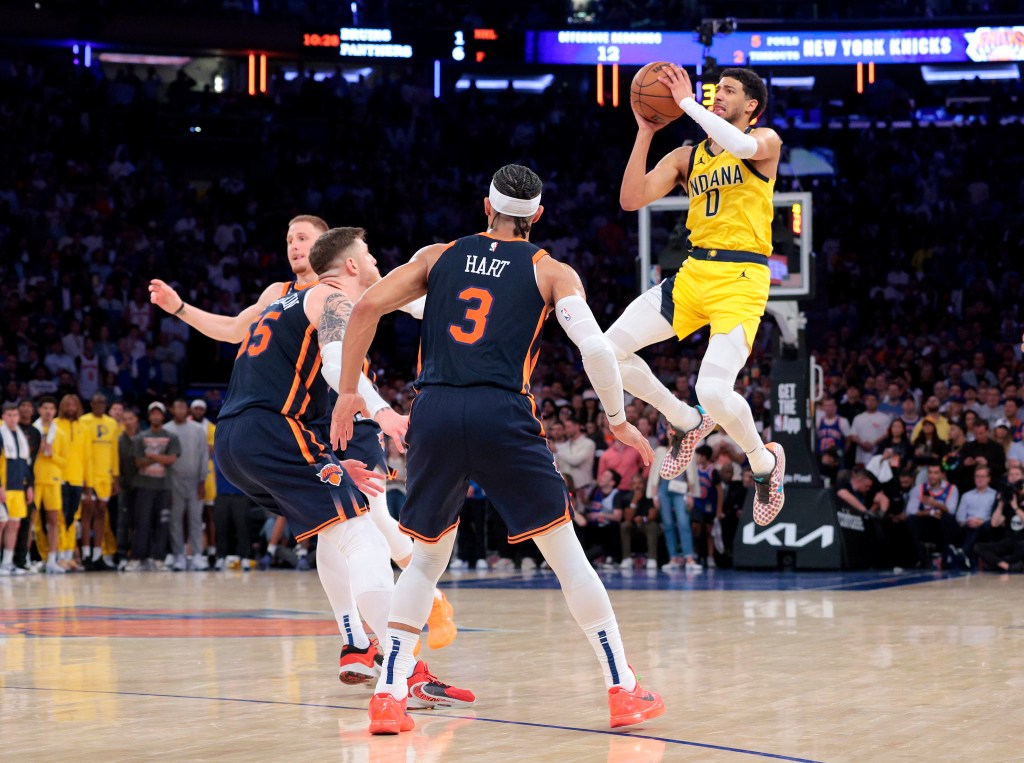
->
xmin=368 ymin=693 xmax=415 ymax=735
xmin=339 ymin=639 xmax=382 ymax=685
xmin=608 ymin=671 xmax=665 ymax=729
xmin=426 ymin=591 xmax=457 ymax=650
xmin=407 ymin=660 xmax=476 ymax=709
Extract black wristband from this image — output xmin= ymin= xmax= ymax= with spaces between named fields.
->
xmin=174 ymin=301 xmax=186 ymax=316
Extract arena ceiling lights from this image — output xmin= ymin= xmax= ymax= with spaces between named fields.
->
xmin=454 ymin=73 xmax=555 ymax=93
xmin=920 ymin=63 xmax=1020 ymax=81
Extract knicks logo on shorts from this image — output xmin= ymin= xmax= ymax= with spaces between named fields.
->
xmin=316 ymin=463 xmax=344 ymax=486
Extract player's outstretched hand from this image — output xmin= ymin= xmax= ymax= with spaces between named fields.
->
xmin=656 ymin=64 xmax=694 ymax=106
xmin=374 ymin=407 xmax=409 ymax=454
xmin=609 ymin=420 xmax=655 ymax=466
xmin=331 ymin=391 xmax=366 ymax=451
xmin=149 ymin=279 xmax=182 ymax=314
xmin=340 ymin=459 xmax=386 ymax=497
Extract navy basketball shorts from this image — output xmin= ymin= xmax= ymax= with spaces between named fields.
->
xmin=341 ymin=418 xmax=388 ymax=474
xmin=400 ymin=385 xmax=572 ymax=544
xmin=216 ymin=412 xmax=368 ymax=542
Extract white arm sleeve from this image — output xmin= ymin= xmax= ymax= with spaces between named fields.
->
xmin=358 ymin=373 xmax=392 ymax=418
xmin=554 ymin=295 xmax=627 ymax=426
xmin=680 ymin=97 xmax=758 ymax=159
xmin=320 ymin=340 xmax=391 ymax=416
xmin=397 ymin=296 xmax=425 ymax=320
xmin=320 ymin=341 xmax=343 ymax=393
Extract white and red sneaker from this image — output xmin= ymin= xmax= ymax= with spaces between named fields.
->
xmin=659 ymin=405 xmax=716 ymax=480
xmin=339 ymin=640 xmax=383 ymax=685
xmin=406 ymin=660 xmax=476 ymax=709
xmin=752 ymin=442 xmax=786 ymax=526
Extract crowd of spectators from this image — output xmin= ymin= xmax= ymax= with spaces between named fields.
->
xmin=0 ymin=45 xmax=1022 ymax=574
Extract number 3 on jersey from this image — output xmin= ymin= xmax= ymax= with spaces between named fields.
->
xmin=448 ymin=287 xmax=493 ymax=345
xmin=237 ymin=311 xmax=281 ymax=358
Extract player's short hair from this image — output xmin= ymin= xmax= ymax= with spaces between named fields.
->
xmin=36 ymin=395 xmax=57 ymax=407
xmin=2 ymin=401 xmax=18 ymax=413
xmin=309 ymin=226 xmax=367 ymax=275
xmin=491 ymin=164 xmax=542 ymax=238
xmin=719 ymin=68 xmax=768 ymax=120
xmin=288 ymin=214 xmax=329 ymax=233
xmin=696 ymin=444 xmax=713 ymax=460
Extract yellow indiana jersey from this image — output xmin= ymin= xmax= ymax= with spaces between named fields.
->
xmin=685 ymin=136 xmax=775 ymax=255
xmin=57 ymin=417 xmax=87 ymax=486
xmin=33 ymin=423 xmax=68 ymax=487
xmin=79 ymin=413 xmax=121 ymax=485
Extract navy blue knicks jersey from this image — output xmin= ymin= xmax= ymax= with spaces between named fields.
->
xmin=417 ymin=234 xmax=549 ymax=394
xmin=220 ymin=285 xmax=327 ymax=423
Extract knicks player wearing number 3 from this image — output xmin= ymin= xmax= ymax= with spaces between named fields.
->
xmin=606 ymin=64 xmax=787 ymax=526
xmin=331 ymin=165 xmax=664 ymax=733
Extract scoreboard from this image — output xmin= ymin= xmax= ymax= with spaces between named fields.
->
xmin=524 ymin=26 xmax=1024 ymax=66
xmin=301 ymin=27 xmax=521 ymax=63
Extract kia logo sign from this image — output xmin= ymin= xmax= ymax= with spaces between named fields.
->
xmin=741 ymin=522 xmax=835 ymax=549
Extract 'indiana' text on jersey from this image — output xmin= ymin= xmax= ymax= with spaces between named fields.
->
xmin=685 ymin=136 xmax=775 ymax=255
xmin=417 ymin=234 xmax=548 ymax=394
xmin=219 ymin=287 xmax=327 ymax=423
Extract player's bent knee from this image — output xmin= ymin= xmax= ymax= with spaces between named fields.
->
xmin=694 ymin=376 xmax=728 ymax=413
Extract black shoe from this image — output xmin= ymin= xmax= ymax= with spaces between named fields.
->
xmin=82 ymin=557 xmax=96 ymax=571
xmin=956 ymin=548 xmax=972 ymax=571
xmin=92 ymin=558 xmax=116 ymax=572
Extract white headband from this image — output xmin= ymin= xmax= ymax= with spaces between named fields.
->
xmin=489 ymin=181 xmax=541 ymax=218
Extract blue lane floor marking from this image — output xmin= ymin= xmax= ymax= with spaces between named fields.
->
xmin=3 ymin=685 xmax=824 ymax=762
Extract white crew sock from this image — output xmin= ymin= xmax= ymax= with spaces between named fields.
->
xmin=82 ymin=545 xmax=92 ymax=561
xmin=48 ymin=552 xmax=58 ymax=565
xmin=1 ymin=549 xmax=13 ymax=568
xmin=92 ymin=547 xmax=102 ymax=561
xmin=374 ymin=629 xmax=420 ymax=700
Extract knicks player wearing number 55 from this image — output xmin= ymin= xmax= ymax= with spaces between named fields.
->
xmin=606 ymin=65 xmax=787 ymax=527
xmin=207 ymin=227 xmax=471 ymax=706
xmin=331 ymin=164 xmax=664 ymax=734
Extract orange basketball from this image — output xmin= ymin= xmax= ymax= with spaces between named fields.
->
xmin=630 ymin=62 xmax=684 ymax=125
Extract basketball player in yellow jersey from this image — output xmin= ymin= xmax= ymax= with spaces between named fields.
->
xmin=80 ymin=393 xmax=120 ymax=571
xmin=32 ymin=397 xmax=69 ymax=574
xmin=608 ymin=65 xmax=786 ymax=526
xmin=57 ymin=394 xmax=87 ymax=570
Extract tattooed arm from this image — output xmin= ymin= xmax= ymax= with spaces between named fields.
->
xmin=311 ymin=287 xmax=354 ymax=392
xmin=318 ymin=291 xmax=354 ymax=346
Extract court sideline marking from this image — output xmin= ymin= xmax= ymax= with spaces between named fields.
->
xmin=3 ymin=685 xmax=824 ymax=762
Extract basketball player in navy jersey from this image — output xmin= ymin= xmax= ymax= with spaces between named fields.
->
xmin=149 ymin=215 xmax=458 ymax=683
xmin=205 ymin=227 xmax=473 ymax=706
xmin=331 ymin=164 xmax=664 ymax=734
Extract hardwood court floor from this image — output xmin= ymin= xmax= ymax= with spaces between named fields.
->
xmin=1 ymin=568 xmax=1022 ymax=762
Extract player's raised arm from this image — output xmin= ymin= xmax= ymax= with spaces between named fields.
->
xmin=658 ymin=64 xmax=781 ymax=162
xmin=149 ymin=278 xmax=282 ymax=344
xmin=539 ymin=258 xmax=654 ymax=466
